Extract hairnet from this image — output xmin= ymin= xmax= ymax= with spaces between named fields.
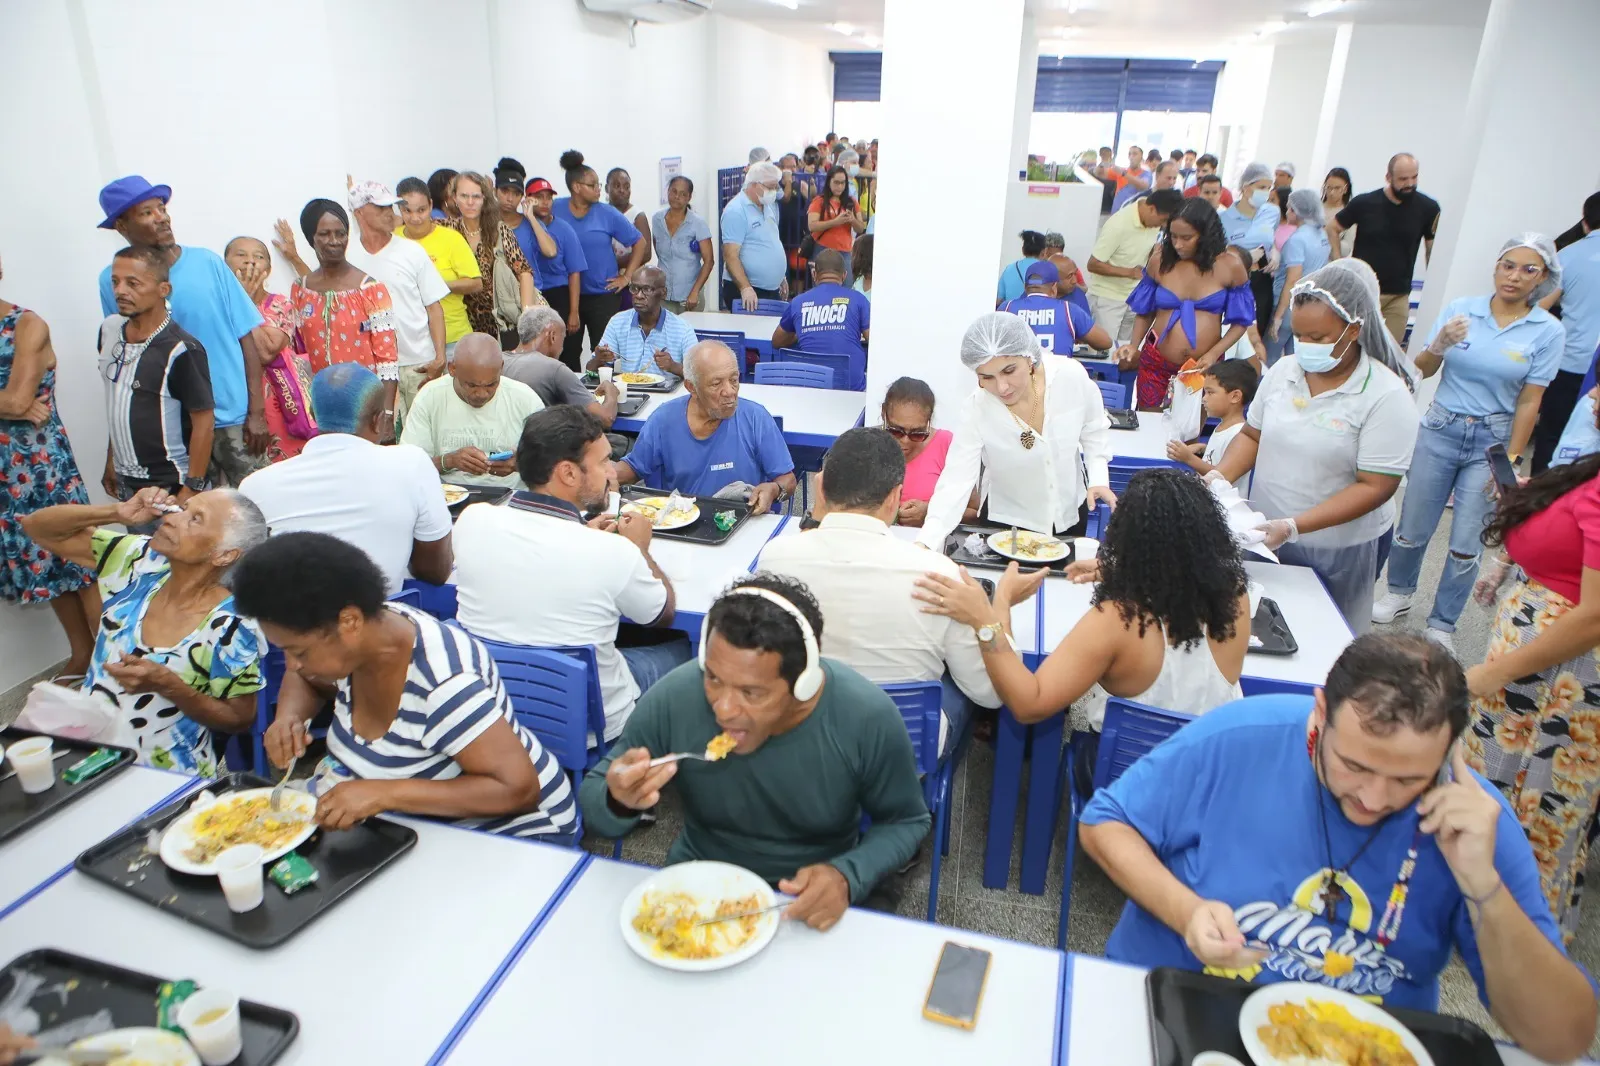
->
xmin=747 ymin=146 xmax=770 ymax=165
xmin=959 ymin=312 xmax=1041 ymax=371
xmin=1499 ymin=232 xmax=1562 ymax=305
xmin=299 ymin=198 xmax=347 ymax=243
xmin=1290 ymin=259 xmax=1415 ymax=391
xmin=1275 ymin=161 xmax=1296 ymax=179
xmin=1239 ymin=162 xmax=1272 ymax=188
xmin=1286 ymin=187 xmax=1325 ymax=228
xmin=744 ymin=161 xmax=782 ymax=188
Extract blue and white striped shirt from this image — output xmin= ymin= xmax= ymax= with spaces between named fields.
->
xmin=598 ymin=307 xmax=698 ymax=375
xmin=322 ymin=603 xmax=577 ymax=840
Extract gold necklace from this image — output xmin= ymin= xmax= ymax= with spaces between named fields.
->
xmin=1008 ymin=370 xmax=1043 ymax=449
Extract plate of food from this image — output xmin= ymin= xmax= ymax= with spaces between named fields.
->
xmin=616 ymin=371 xmax=666 ymax=387
xmin=159 ymin=788 xmax=318 ymax=877
xmin=1240 ymin=982 xmax=1432 ymax=1066
xmin=986 ymin=528 xmax=1069 ymax=564
xmin=620 ymin=860 xmax=780 ymax=972
xmin=623 ymin=496 xmax=701 ymax=531
xmin=442 ymin=484 xmax=471 ymax=506
xmin=35 ymin=1027 xmax=202 ymax=1066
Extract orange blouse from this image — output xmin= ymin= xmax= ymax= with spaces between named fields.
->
xmin=289 ymin=275 xmax=398 ymax=380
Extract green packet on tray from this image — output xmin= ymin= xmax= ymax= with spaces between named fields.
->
xmin=269 ymin=851 xmax=320 ymax=895
xmin=713 ymin=509 xmax=737 ymax=532
xmin=156 ymin=979 xmax=198 ymax=1033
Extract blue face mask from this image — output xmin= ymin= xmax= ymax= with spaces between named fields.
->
xmin=1295 ymin=323 xmax=1352 ymax=374
xmin=1250 ymin=188 xmax=1269 ymax=208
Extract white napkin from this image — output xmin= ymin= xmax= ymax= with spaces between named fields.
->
xmin=1207 ymin=479 xmax=1278 ymax=562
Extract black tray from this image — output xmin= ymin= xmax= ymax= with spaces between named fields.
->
xmin=74 ymin=772 xmax=417 ymax=949
xmin=445 ymin=485 xmax=513 ymax=514
xmin=1 ymin=948 xmax=298 ymax=1064
xmin=944 ymin=523 xmax=1075 ymax=576
xmin=616 ymin=395 xmax=649 ymax=417
xmin=1250 ymin=596 xmax=1298 ymax=655
xmin=610 ymin=485 xmax=754 ymax=545
xmin=1145 ymin=967 xmax=1501 ymax=1066
xmin=1106 ymin=407 xmax=1139 ymax=431
xmin=581 ymin=370 xmax=680 ymax=393
xmin=0 ymin=728 xmax=134 ymax=845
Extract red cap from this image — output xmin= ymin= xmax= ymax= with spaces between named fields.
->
xmin=525 ymin=177 xmax=555 ymax=195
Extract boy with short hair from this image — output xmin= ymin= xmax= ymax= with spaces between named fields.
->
xmin=1167 ymin=359 xmax=1258 ymax=492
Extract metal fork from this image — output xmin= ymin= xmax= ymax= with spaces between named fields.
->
xmin=694 ymin=901 xmax=790 ymax=927
xmin=270 ymin=753 xmax=299 ymax=810
xmin=646 ymin=751 xmax=714 ymax=768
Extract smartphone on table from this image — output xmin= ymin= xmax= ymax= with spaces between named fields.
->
xmin=923 ymin=941 xmax=993 ymax=1030
xmin=1485 ymin=443 xmax=1518 ymax=492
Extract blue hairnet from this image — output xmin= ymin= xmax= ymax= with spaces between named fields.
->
xmin=1499 ymin=232 xmax=1562 ymax=305
xmin=310 ymin=363 xmax=382 ymax=434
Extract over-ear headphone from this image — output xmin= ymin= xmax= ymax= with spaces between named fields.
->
xmin=699 ymin=585 xmax=824 ymax=701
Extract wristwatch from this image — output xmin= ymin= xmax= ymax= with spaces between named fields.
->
xmin=976 ymin=623 xmax=1011 ymax=652
xmin=183 ymin=476 xmax=207 ymax=493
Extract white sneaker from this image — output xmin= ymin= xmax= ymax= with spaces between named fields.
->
xmin=1371 ymin=592 xmax=1413 ymax=624
xmin=1423 ymin=627 xmax=1456 ymax=656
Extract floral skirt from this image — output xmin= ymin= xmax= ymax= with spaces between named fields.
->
xmin=1463 ymin=575 xmax=1600 ymax=943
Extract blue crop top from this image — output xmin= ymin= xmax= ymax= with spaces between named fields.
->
xmin=1127 ymin=274 xmax=1257 ymax=347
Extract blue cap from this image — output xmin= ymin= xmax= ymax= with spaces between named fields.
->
xmin=97 ymin=175 xmax=171 ymax=229
xmin=1024 ymin=260 xmax=1060 ymax=286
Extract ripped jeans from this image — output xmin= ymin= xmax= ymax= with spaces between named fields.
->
xmin=1383 ymin=403 xmax=1511 ymax=632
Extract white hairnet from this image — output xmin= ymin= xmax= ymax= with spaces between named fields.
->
xmin=743 ymin=161 xmax=782 ymax=188
xmin=1275 ymin=161 xmax=1297 ymax=179
xmin=1499 ymin=232 xmax=1562 ymax=305
xmin=1287 ymin=187 xmax=1325 ymax=228
xmin=959 ymin=312 xmax=1041 ymax=371
xmin=1240 ymin=162 xmax=1272 ymax=188
xmin=747 ymin=146 xmax=770 ymax=165
xmin=1290 ymin=259 xmax=1415 ymax=391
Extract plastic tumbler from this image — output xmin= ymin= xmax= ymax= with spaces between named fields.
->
xmin=1074 ymin=537 xmax=1100 ymax=562
xmin=6 ymin=736 xmax=56 ymax=794
xmin=214 ymin=843 xmax=266 ymax=913
xmin=177 ymin=986 xmax=244 ymax=1066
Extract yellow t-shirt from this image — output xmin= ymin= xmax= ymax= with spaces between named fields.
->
xmin=398 ymin=225 xmax=480 ymax=343
xmin=1086 ymin=202 xmax=1159 ymax=303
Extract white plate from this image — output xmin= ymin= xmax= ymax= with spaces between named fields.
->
xmin=442 ymin=485 xmax=470 ymax=506
xmin=36 ymin=1027 xmax=202 ymax=1066
xmin=1238 ymin=982 xmax=1434 ymax=1066
xmin=623 ymin=497 xmax=701 ymax=532
xmin=986 ymin=529 xmax=1069 ymax=564
xmin=619 ymin=861 xmax=780 ymax=972
xmin=615 ymin=371 xmax=666 ymax=387
xmin=159 ymin=788 xmax=318 ymax=876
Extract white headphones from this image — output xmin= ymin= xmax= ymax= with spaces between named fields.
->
xmin=699 ymin=585 xmax=824 ymax=701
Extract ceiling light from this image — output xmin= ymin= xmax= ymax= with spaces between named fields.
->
xmin=766 ymin=0 xmax=799 ymax=8
xmin=1306 ymin=0 xmax=1345 ymax=15
xmin=827 ymin=21 xmax=857 ymax=35
xmin=1254 ymin=20 xmax=1289 ymax=36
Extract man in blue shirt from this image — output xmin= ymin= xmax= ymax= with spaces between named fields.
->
xmin=591 ymin=268 xmax=696 ymax=378
xmin=720 ymin=162 xmax=788 ymax=311
xmin=521 ymin=177 xmax=587 ymax=341
xmin=617 ymin=342 xmax=796 ymax=515
xmin=1000 ymin=261 xmax=1111 ymax=355
xmin=95 ymin=176 xmax=269 ymax=487
xmin=1537 ymin=195 xmax=1600 ymax=471
xmin=1079 ymin=634 xmax=1596 ymax=1063
xmin=770 ymin=250 xmax=870 ymax=389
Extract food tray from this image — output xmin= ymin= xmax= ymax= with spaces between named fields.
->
xmin=943 ymin=523 xmax=1075 ymax=576
xmin=0 ymin=948 xmax=298 ymax=1064
xmin=0 ymin=728 xmax=134 ymax=845
xmin=1250 ymin=596 xmax=1298 ymax=656
xmin=1145 ymin=967 xmax=1501 ymax=1066
xmin=582 ymin=371 xmax=680 ymax=394
xmin=616 ymin=395 xmax=649 ymax=417
xmin=445 ymin=485 xmax=513 ymax=514
xmin=74 ymin=772 xmax=417 ymax=949
xmin=614 ymin=486 xmax=753 ymax=545
xmin=1106 ymin=407 xmax=1139 ymax=431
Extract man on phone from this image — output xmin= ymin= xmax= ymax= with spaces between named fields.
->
xmin=399 ymin=333 xmax=543 ymax=490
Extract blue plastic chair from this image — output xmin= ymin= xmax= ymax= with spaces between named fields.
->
xmin=733 ymin=299 xmax=789 ymax=316
xmin=1096 ymin=379 xmax=1128 ymax=409
xmin=1240 ymin=677 xmax=1317 ymax=699
xmin=1059 ymin=698 xmax=1194 ymax=949
xmin=774 ymin=348 xmax=857 ymax=391
xmin=881 ymin=681 xmax=960 ymax=923
xmin=1078 ymin=360 xmax=1119 ymax=384
xmin=401 ymin=578 xmax=458 ymax=620
xmin=754 ymin=362 xmax=833 ymax=389
xmin=1108 ymin=456 xmax=1183 ymax=496
xmin=694 ymin=328 xmax=746 ymax=354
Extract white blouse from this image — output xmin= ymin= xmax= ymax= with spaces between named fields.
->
xmin=917 ymin=355 xmax=1113 ymax=548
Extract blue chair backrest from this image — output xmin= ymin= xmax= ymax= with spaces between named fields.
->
xmin=881 ymin=681 xmax=942 ymax=779
xmin=1239 ymin=677 xmax=1317 ymax=699
xmin=775 ymin=349 xmax=858 ymax=391
xmin=1108 ymin=456 xmax=1183 ymax=495
xmin=694 ymin=328 xmax=747 ymax=354
xmin=401 ymin=578 xmax=458 ymax=620
xmin=734 ymin=299 xmax=789 ymax=316
xmin=1094 ymin=698 xmax=1194 ymax=790
xmin=479 ymin=639 xmax=591 ymax=777
xmin=1096 ymin=379 xmax=1128 ymax=409
xmin=388 ymin=587 xmax=421 ymax=609
xmin=754 ymin=362 xmax=834 ymax=389
xmin=544 ymin=645 xmax=608 ymax=763
xmin=1078 ymin=360 xmax=1119 ymax=384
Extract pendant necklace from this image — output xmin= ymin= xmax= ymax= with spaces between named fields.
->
xmin=1009 ymin=371 xmax=1043 ymax=449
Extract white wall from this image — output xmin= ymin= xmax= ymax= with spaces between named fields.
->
xmin=1255 ymin=30 xmax=1338 ymax=179
xmin=1207 ymin=43 xmax=1274 ymax=185
xmin=706 ymin=15 xmax=833 ymax=178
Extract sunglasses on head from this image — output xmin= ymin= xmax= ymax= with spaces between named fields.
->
xmin=882 ymin=422 xmax=931 ymax=442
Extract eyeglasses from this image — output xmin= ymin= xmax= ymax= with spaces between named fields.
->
xmin=1495 ymin=259 xmax=1544 ymax=279
xmin=457 ymin=192 xmax=484 ymax=203
xmin=574 ymin=180 xmax=600 ymax=189
xmin=882 ymin=422 xmax=932 ymax=443
xmin=627 ymin=283 xmax=663 ymax=296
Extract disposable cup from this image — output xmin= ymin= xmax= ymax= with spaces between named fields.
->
xmin=597 ymin=366 xmax=614 ymax=384
xmin=6 ymin=736 xmax=56 ymax=794
xmin=1074 ymin=537 xmax=1100 ymax=562
xmin=177 ymin=986 xmax=243 ymax=1065
xmin=214 ymin=843 xmax=265 ymax=913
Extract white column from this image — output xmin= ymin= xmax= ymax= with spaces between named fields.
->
xmin=1305 ymin=23 xmax=1352 ymax=184
xmin=868 ymin=0 xmax=1025 ymax=420
xmin=1254 ymin=27 xmax=1339 ymax=177
xmin=1009 ymin=15 xmax=1039 ymax=178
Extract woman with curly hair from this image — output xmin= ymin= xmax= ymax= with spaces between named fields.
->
xmin=1114 ymin=197 xmax=1256 ymax=409
xmin=1462 ymin=421 xmax=1600 ymax=941
xmin=442 ymin=170 xmax=540 ymax=346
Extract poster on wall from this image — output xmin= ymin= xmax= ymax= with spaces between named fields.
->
xmin=659 ymin=156 xmax=682 ymax=205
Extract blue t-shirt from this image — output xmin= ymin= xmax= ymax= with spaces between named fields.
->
xmin=624 ymin=395 xmax=795 ymax=496
xmin=549 ymin=199 xmax=638 ymax=295
xmin=1220 ymin=203 xmax=1281 ymax=252
xmin=98 ymin=246 xmax=263 ymax=429
xmin=1428 ymin=295 xmax=1564 ymax=417
xmin=1081 ymin=694 xmax=1570 ymax=1012
xmin=515 ymin=216 xmax=588 ymax=293
xmin=1275 ymin=224 xmax=1331 ymax=301
xmin=996 ymin=257 xmax=1039 ymax=305
xmin=1557 ymin=231 xmax=1600 ymax=374
xmin=1001 ymin=293 xmax=1096 ymax=355
xmin=777 ymin=282 xmax=870 ymax=389
xmin=719 ymin=196 xmax=786 ymax=291
xmin=1554 ymin=392 xmax=1600 ymax=467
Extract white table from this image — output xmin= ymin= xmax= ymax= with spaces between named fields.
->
xmin=739 ymin=382 xmax=866 ymax=450
xmin=1109 ymin=411 xmax=1175 ymax=463
xmin=648 ymin=513 xmax=788 ymax=634
xmin=0 ymin=764 xmax=196 ymax=917
xmin=678 ymin=310 xmax=783 ymax=348
xmin=441 ymin=857 xmax=1065 ymax=1066
xmin=1065 ymin=955 xmax=1589 ymax=1066
xmin=0 ymin=820 xmax=584 ymax=1065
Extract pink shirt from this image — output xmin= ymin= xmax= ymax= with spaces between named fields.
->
xmin=903 ymin=428 xmax=953 ymax=503
xmin=1505 ymin=476 xmax=1600 ymax=603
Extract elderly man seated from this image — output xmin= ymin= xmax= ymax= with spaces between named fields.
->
xmin=21 ymin=487 xmax=270 ymax=775
xmin=1080 ymin=633 xmax=1598 ymax=1064
xmin=589 ymin=266 xmax=696 ymax=379
xmin=454 ymin=407 xmax=690 ymax=743
xmin=503 ymin=306 xmax=619 ymax=427
xmin=400 ymin=332 xmax=544 ymax=489
xmin=616 ymin=341 xmax=796 ymax=515
xmin=760 ymin=427 xmax=998 ymax=755
xmin=1001 ymin=261 xmax=1113 ymax=354
xmin=579 ymin=574 xmax=931 ymax=929
xmin=770 ymin=249 xmax=870 ymax=389
xmin=240 ymin=365 xmax=452 ymax=596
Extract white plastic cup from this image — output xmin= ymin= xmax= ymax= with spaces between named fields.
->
xmin=214 ymin=843 xmax=265 ymax=913
xmin=6 ymin=736 xmax=56 ymax=794
xmin=597 ymin=366 xmax=614 ymax=385
xmin=1074 ymin=537 xmax=1100 ymax=562
xmin=177 ymin=987 xmax=244 ymax=1066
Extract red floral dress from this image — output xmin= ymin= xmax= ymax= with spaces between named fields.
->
xmin=289 ymin=275 xmax=399 ymax=380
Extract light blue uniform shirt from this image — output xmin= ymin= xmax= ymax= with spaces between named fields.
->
xmin=1554 ymin=392 xmax=1600 ymax=466
xmin=597 ymin=308 xmax=698 ymax=375
xmin=650 ymin=208 xmax=713 ymax=303
xmin=1556 ymin=230 xmax=1600 ymax=374
xmin=1427 ymin=295 xmax=1563 ymax=417
xmin=1220 ymin=202 xmax=1281 ymax=253
xmin=719 ymin=195 xmax=786 ymax=291
xmin=1274 ymin=224 xmax=1330 ymax=301
xmin=98 ymin=246 xmax=263 ymax=429
xmin=995 ymin=257 xmax=1040 ymax=305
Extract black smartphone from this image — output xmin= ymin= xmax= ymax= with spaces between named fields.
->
xmin=1485 ymin=443 xmax=1518 ymax=492
xmin=922 ymin=942 xmax=993 ymax=1030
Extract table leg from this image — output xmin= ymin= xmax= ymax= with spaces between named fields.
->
xmin=1020 ymin=714 xmax=1066 ymax=895
xmin=983 ymin=706 xmax=1028 ymax=889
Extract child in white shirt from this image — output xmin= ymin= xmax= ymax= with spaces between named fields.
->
xmin=1166 ymin=359 xmax=1258 ymax=493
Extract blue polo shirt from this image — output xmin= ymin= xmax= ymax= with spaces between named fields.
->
xmin=98 ymin=245 xmax=263 ymax=429
xmin=1427 ymin=295 xmax=1563 ymax=417
xmin=624 ymin=395 xmax=794 ymax=496
xmin=516 ymin=215 xmax=588 ymax=292
xmin=1220 ymin=203 xmax=1281 ymax=252
xmin=1557 ymin=231 xmax=1600 ymax=374
xmin=1275 ymin=224 xmax=1331 ymax=301
xmin=996 ymin=257 xmax=1040 ymax=305
xmin=719 ymin=195 xmax=786 ymax=291
xmin=777 ymin=282 xmax=870 ymax=389
xmin=1555 ymin=392 xmax=1600 ymax=466
xmin=1082 ymin=694 xmax=1571 ymax=1012
xmin=1001 ymin=293 xmax=1096 ymax=355
xmin=549 ymin=199 xmax=639 ymax=296
xmin=597 ymin=308 xmax=698 ymax=375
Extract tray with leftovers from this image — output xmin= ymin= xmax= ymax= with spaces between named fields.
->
xmin=443 ymin=485 xmax=512 ymax=512
xmin=0 ymin=728 xmax=134 ymax=846
xmin=613 ymin=486 xmax=753 ymax=545
xmin=941 ymin=524 xmax=1076 ymax=577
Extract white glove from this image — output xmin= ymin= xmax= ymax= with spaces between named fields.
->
xmin=1428 ymin=314 xmax=1470 ymax=355
xmin=1254 ymin=517 xmax=1299 ymax=550
xmin=1202 ymin=469 xmax=1229 ymax=486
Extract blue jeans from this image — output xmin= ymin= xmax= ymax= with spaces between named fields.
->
xmin=620 ymin=637 xmax=693 ymax=695
xmin=1265 ymin=329 xmax=1293 ymax=367
xmin=1383 ymin=402 xmax=1511 ymax=632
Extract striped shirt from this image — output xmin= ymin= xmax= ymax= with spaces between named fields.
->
xmin=322 ymin=603 xmax=577 ymax=840
xmin=597 ymin=307 xmax=697 ymax=375
xmin=96 ymin=316 xmax=214 ymax=484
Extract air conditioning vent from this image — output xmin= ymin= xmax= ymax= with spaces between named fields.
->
xmin=580 ymin=0 xmax=712 ymax=23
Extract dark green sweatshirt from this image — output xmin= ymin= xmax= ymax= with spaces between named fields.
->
xmin=579 ymin=659 xmax=931 ymax=902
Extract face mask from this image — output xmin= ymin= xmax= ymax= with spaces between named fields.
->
xmin=847 ymin=165 xmax=860 ymax=177
xmin=1250 ymin=189 xmax=1269 ymax=208
xmin=1295 ymin=324 xmax=1352 ymax=374
xmin=760 ymin=187 xmax=778 ymax=206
